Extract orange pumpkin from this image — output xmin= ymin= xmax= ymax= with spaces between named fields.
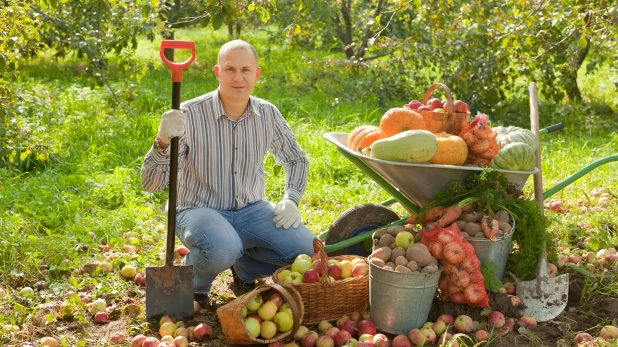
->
xmin=347 ymin=125 xmax=383 ymax=152
xmin=379 ymin=108 xmax=427 ymax=137
xmin=428 ymin=132 xmax=468 ymax=166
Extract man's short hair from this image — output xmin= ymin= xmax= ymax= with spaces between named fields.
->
xmin=217 ymin=40 xmax=258 ymax=65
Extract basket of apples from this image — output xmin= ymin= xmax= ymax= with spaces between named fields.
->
xmin=405 ymin=83 xmax=471 ymax=135
xmin=216 ymin=283 xmax=304 ymax=345
xmin=272 ymin=238 xmax=370 ymax=324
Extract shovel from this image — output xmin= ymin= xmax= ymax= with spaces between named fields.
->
xmin=514 ymin=82 xmax=569 ymax=322
xmin=146 ymin=40 xmax=196 ymax=322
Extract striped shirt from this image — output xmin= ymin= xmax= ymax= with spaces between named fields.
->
xmin=141 ymin=90 xmax=309 ymax=212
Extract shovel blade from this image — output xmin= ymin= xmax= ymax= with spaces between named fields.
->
xmin=146 ymin=264 xmax=194 ymax=322
xmin=516 ymin=273 xmax=569 ymax=322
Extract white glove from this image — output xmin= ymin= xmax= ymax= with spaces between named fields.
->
xmin=273 ymin=199 xmax=302 ymax=229
xmin=157 ymin=109 xmax=186 ymax=145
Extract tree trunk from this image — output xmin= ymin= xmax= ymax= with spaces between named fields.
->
xmin=565 ymin=35 xmax=590 ymax=101
xmin=163 ymin=0 xmax=182 ymax=62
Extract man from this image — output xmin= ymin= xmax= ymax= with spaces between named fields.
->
xmin=141 ymin=40 xmax=315 ymax=298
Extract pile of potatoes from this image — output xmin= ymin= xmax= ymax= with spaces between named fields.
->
xmin=368 ymin=225 xmax=439 ymax=274
xmin=455 ymin=209 xmax=512 ymax=239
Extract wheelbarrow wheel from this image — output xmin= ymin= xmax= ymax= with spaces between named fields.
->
xmin=324 ymin=203 xmax=400 ymax=256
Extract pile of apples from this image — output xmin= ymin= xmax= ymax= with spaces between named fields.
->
xmin=369 ymin=226 xmax=439 ymax=274
xmin=276 ymin=253 xmax=369 ymax=284
xmin=557 ymin=246 xmax=618 ymax=273
xmin=242 ymin=290 xmax=295 ymax=340
xmin=574 ymin=325 xmax=618 ymax=345
xmin=126 ymin=314 xmax=211 ymax=347
xmin=405 ymin=98 xmax=469 ymax=114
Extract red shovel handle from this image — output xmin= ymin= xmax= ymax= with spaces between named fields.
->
xmin=160 ymin=40 xmax=196 ymax=82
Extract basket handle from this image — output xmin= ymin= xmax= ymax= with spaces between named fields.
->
xmin=421 ymin=83 xmax=455 ymax=117
xmin=266 ymin=283 xmax=303 ymax=337
xmin=312 ymin=238 xmax=333 ymax=287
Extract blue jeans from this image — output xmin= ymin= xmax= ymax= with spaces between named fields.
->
xmin=175 ymin=200 xmax=315 ymax=293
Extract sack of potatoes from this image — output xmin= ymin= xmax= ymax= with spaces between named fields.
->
xmin=369 ymin=225 xmax=439 ymax=274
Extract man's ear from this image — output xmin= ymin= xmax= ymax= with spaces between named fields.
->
xmin=255 ymin=67 xmax=262 ymax=80
xmin=214 ymin=65 xmax=220 ymax=79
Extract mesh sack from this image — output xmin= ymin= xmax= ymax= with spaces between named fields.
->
xmin=458 ymin=114 xmax=499 ymax=167
xmin=421 ymin=223 xmax=489 ymax=307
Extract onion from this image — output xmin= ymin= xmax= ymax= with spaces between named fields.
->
xmin=464 ymin=284 xmax=486 ymax=305
xmin=443 ymin=242 xmax=466 ymax=265
xmin=428 ymin=242 xmax=444 ymax=259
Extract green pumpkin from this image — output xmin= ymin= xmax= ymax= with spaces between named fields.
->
xmin=490 ymin=142 xmax=536 ymax=171
xmin=493 ymin=126 xmax=537 ymax=152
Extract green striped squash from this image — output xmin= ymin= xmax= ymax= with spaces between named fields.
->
xmin=493 ymin=126 xmax=537 ymax=152
xmin=490 ymin=142 xmax=536 ymax=171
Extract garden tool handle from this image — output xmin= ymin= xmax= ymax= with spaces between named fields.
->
xmin=529 ymin=82 xmax=548 ymax=278
xmin=161 ymin=40 xmax=196 ymax=267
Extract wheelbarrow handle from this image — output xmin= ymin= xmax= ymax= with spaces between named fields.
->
xmin=160 ymin=40 xmax=196 ymax=83
xmin=539 ymin=122 xmax=563 ymax=136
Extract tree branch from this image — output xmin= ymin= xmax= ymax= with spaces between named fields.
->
xmin=169 ymin=13 xmax=211 ymax=29
xmin=353 ymin=0 xmax=386 ymax=59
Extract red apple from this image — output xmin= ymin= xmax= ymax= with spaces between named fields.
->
xmin=356 ymin=341 xmax=375 ymax=347
xmin=175 ymin=246 xmax=190 ymax=256
xmin=487 ymin=311 xmax=505 ymax=328
xmin=316 ymin=335 xmax=335 ymax=347
xmin=407 ymin=329 xmax=425 ymax=346
xmin=323 ymin=327 xmax=341 ymax=339
xmin=503 ymin=282 xmax=515 ymax=295
xmin=419 ymin=327 xmax=436 ymax=344
xmin=574 ymin=332 xmax=594 ymax=345
xmin=509 ymin=295 xmax=521 ymax=307
xmin=336 ymin=315 xmax=350 ymax=328
xmin=357 ymin=320 xmax=376 ymax=336
xmin=268 ymin=292 xmax=284 ymax=308
xmin=141 ymin=337 xmax=160 ymax=347
xmin=318 ymin=320 xmax=333 ymax=333
xmin=437 ymin=313 xmax=455 ymax=325
xmin=352 ymin=263 xmax=369 ymax=277
xmin=372 ymin=334 xmax=390 ymax=347
xmin=269 ymin=342 xmax=286 ymax=347
xmin=475 ymin=329 xmax=489 ymax=342
xmin=130 ymin=334 xmax=147 ymax=347
xmin=391 ymin=335 xmax=410 ymax=347
xmin=109 ymin=332 xmax=126 ymax=344
xmin=303 ymin=268 xmax=321 ymax=283
xmin=301 ymin=331 xmax=319 ymax=347
xmin=519 ymin=316 xmax=537 ymax=328
xmin=334 ymin=330 xmax=352 ymax=347
xmin=312 ymin=252 xmax=326 ymax=263
xmin=247 ymin=313 xmax=263 ymax=324
xmin=134 ymin=272 xmax=146 ymax=286
xmin=546 ymin=263 xmax=558 ymax=277
xmin=453 ymin=100 xmax=468 ymax=113
xmin=94 ymin=312 xmax=109 ymax=324
xmin=194 ymin=322 xmax=212 ymax=340
xmin=312 ymin=259 xmax=324 ymax=272
xmin=327 ymin=264 xmax=341 ymax=280
xmin=342 ymin=319 xmax=359 ymax=338
xmin=427 ymin=98 xmax=442 ymax=110
xmin=417 ymin=106 xmax=432 ymax=111
xmin=407 ymin=100 xmax=422 ymax=110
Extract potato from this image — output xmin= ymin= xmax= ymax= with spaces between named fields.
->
xmin=386 ymin=225 xmax=406 ymax=237
xmin=461 ymin=232 xmax=471 ymax=238
xmin=464 ymin=222 xmax=482 ymax=235
xmin=370 ymin=247 xmax=391 ymax=263
xmin=476 ymin=210 xmax=485 ymax=222
xmin=374 ymin=228 xmax=388 ymax=240
xmin=369 ymin=257 xmax=385 ymax=268
xmin=379 ymin=234 xmax=394 ymax=247
xmin=496 ymin=230 xmax=505 ymax=237
xmin=421 ymin=265 xmax=438 ymax=273
xmin=390 ymin=242 xmax=397 ymax=249
xmin=390 ymin=247 xmax=406 ymax=262
xmin=395 ymin=265 xmax=412 ymax=273
xmin=461 ymin=211 xmax=477 ymax=223
xmin=474 ymin=232 xmax=486 ymax=238
xmin=395 ymin=256 xmax=408 ymax=267
xmin=406 ymin=260 xmax=418 ymax=272
xmin=495 ymin=210 xmax=510 ymax=223
xmin=430 ymin=257 xmax=438 ymax=266
xmin=406 ymin=243 xmax=432 ymax=267
xmin=455 ymin=220 xmax=467 ymax=230
xmin=498 ymin=221 xmax=511 ymax=233
xmin=386 ymin=262 xmax=396 ymax=269
xmin=383 ymin=266 xmax=394 ymax=271
xmin=414 ymin=233 xmax=423 ymax=243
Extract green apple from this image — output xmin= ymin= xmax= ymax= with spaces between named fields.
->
xmin=339 ymin=260 xmax=353 ymax=279
xmin=295 ymin=254 xmax=312 ymax=263
xmin=395 ymin=231 xmax=414 ymax=249
xmin=274 ymin=311 xmax=293 ymax=332
xmin=260 ymin=320 xmax=278 ymax=339
xmin=244 ymin=317 xmax=261 ymax=338
xmin=246 ymin=295 xmax=264 ymax=312
xmin=283 ymin=272 xmax=303 ymax=284
xmin=327 ymin=259 xmax=340 ymax=266
xmin=279 ymin=303 xmax=293 ymax=317
xmin=291 ymin=259 xmax=312 ymax=274
xmin=277 ymin=269 xmax=291 ymax=282
xmin=242 ymin=306 xmax=247 ymax=318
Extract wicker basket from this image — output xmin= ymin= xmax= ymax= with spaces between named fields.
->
xmin=216 ymin=283 xmax=304 ymax=345
xmin=406 ymin=83 xmax=471 ymax=134
xmin=272 ymin=238 xmax=369 ymax=324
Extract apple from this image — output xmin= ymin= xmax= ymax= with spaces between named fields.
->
xmin=453 ymin=100 xmax=469 ymax=113
xmin=187 ymin=326 xmax=195 ymax=339
xmin=160 ymin=335 xmax=174 ymax=343
xmin=433 ymin=108 xmax=446 ymax=113
xmin=267 ymin=292 xmax=284 ymax=308
xmin=269 ymin=343 xmax=286 ymax=347
xmin=292 ymin=259 xmax=313 ymax=274
xmin=176 ymin=321 xmax=185 ymax=328
xmin=574 ymin=332 xmax=594 ymax=345
xmin=419 ymin=327 xmax=436 ymax=344
xmin=279 ymin=303 xmax=293 ymax=316
xmin=509 ymin=295 xmax=521 ymax=307
xmin=261 ymin=320 xmax=278 ymax=339
xmin=159 ymin=315 xmax=176 ymax=325
xmin=301 ymin=331 xmax=319 ymax=347
xmin=134 ymin=272 xmax=146 ymax=286
xmin=318 ymin=320 xmax=333 ymax=333
xmin=192 ymin=300 xmax=200 ymax=314
xmin=454 ymin=315 xmax=474 ymax=333
xmin=130 ymin=334 xmax=147 ymax=347
xmin=391 ymin=335 xmax=410 ymax=347
xmin=407 ymin=100 xmax=422 ymax=110
xmin=427 ymin=98 xmax=442 ymax=110
xmin=359 ymin=334 xmax=373 ymax=341
xmin=432 ymin=320 xmax=446 ymax=335
xmin=487 ymin=311 xmax=505 ymax=328
xmin=173 ymin=336 xmax=189 ymax=347
xmin=352 ymin=263 xmax=369 ymax=277
xmin=339 ymin=261 xmax=354 ymax=279
xmin=437 ymin=313 xmax=455 ymax=325
xmin=284 ymin=272 xmax=304 ymax=284
xmin=94 ymin=311 xmax=109 ymax=324
xmin=158 ymin=342 xmax=175 ymax=347
xmin=247 ymin=313 xmax=263 ymax=324
xmin=258 ymin=301 xmax=278 ymax=321
xmin=303 ymin=268 xmax=321 ymax=283
xmin=175 ymin=246 xmax=190 ymax=256
xmin=275 ymin=311 xmax=294 ymax=332
xmin=438 ymin=332 xmax=458 ymax=347
xmin=342 ymin=319 xmax=359 ymax=338
xmin=422 ymin=322 xmax=433 ymax=329
xmin=473 ymin=321 xmax=486 ymax=331
xmin=475 ymin=329 xmax=489 ymax=342
xmin=372 ymin=334 xmax=390 ymax=347
xmin=92 ymin=298 xmax=107 ymax=314
xmin=417 ymin=106 xmax=432 ymax=111
xmin=546 ymin=263 xmax=558 ymax=277
xmin=193 ymin=322 xmax=212 ymax=340
xmin=244 ymin=317 xmax=261 ymax=338
xmin=294 ymin=325 xmax=309 ymax=341
xmin=99 ymin=262 xmax=113 ymax=272
xmin=120 ymin=265 xmax=137 ymax=278
xmin=316 ymin=335 xmax=335 ymax=347
xmin=334 ymin=330 xmax=353 ymax=347
xmin=296 ymin=254 xmax=312 ymax=263
xmin=395 ymin=231 xmax=414 ymax=249
xmin=407 ymin=329 xmax=425 ymax=347
xmin=328 ymin=259 xmax=340 ymax=266
xmin=362 ymin=312 xmax=370 ymax=320
xmin=312 ymin=259 xmax=324 ymax=272
xmin=174 ymin=327 xmax=189 ymax=338
xmin=600 ymin=325 xmax=618 ymax=340
xmin=324 ymin=327 xmax=341 ymax=339
xmin=356 ymin=341 xmax=375 ymax=347
xmin=519 ymin=316 xmax=537 ymax=327
xmin=336 ymin=315 xmax=350 ymax=328
xmin=141 ymin=337 xmax=160 ymax=347
xmin=159 ymin=322 xmax=177 ymax=337
xmin=108 ymin=332 xmax=126 ymax=344
xmin=357 ymin=320 xmax=376 ymax=336
xmin=277 ymin=269 xmax=292 ymax=282
xmin=328 ymin=264 xmax=342 ymax=280
xmin=246 ymin=295 xmax=264 ymax=311
xmin=503 ymin=282 xmax=515 ymax=295
xmin=350 ymin=312 xmax=362 ymax=322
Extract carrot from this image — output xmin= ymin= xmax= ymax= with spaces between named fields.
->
xmin=481 ymin=216 xmax=499 ymax=242
xmin=407 ymin=206 xmax=446 ymax=225
xmin=430 ymin=204 xmax=463 ymax=229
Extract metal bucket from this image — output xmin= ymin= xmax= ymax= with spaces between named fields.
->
xmin=369 ymin=262 xmax=442 ymax=335
xmin=464 ymin=229 xmax=513 ymax=281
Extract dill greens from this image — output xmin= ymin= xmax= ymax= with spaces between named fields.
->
xmin=424 ymin=169 xmax=555 ymax=280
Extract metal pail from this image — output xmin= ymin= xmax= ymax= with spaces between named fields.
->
xmin=369 ymin=262 xmax=442 ymax=335
xmin=464 ymin=229 xmax=513 ymax=281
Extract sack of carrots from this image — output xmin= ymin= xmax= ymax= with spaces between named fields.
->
xmin=420 ymin=223 xmax=490 ymax=308
xmin=458 ymin=113 xmax=499 ymax=167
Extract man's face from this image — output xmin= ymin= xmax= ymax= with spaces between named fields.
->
xmin=214 ymin=47 xmax=261 ymax=103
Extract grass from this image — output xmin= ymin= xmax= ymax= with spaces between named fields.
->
xmin=0 ymin=25 xmax=617 ymax=345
